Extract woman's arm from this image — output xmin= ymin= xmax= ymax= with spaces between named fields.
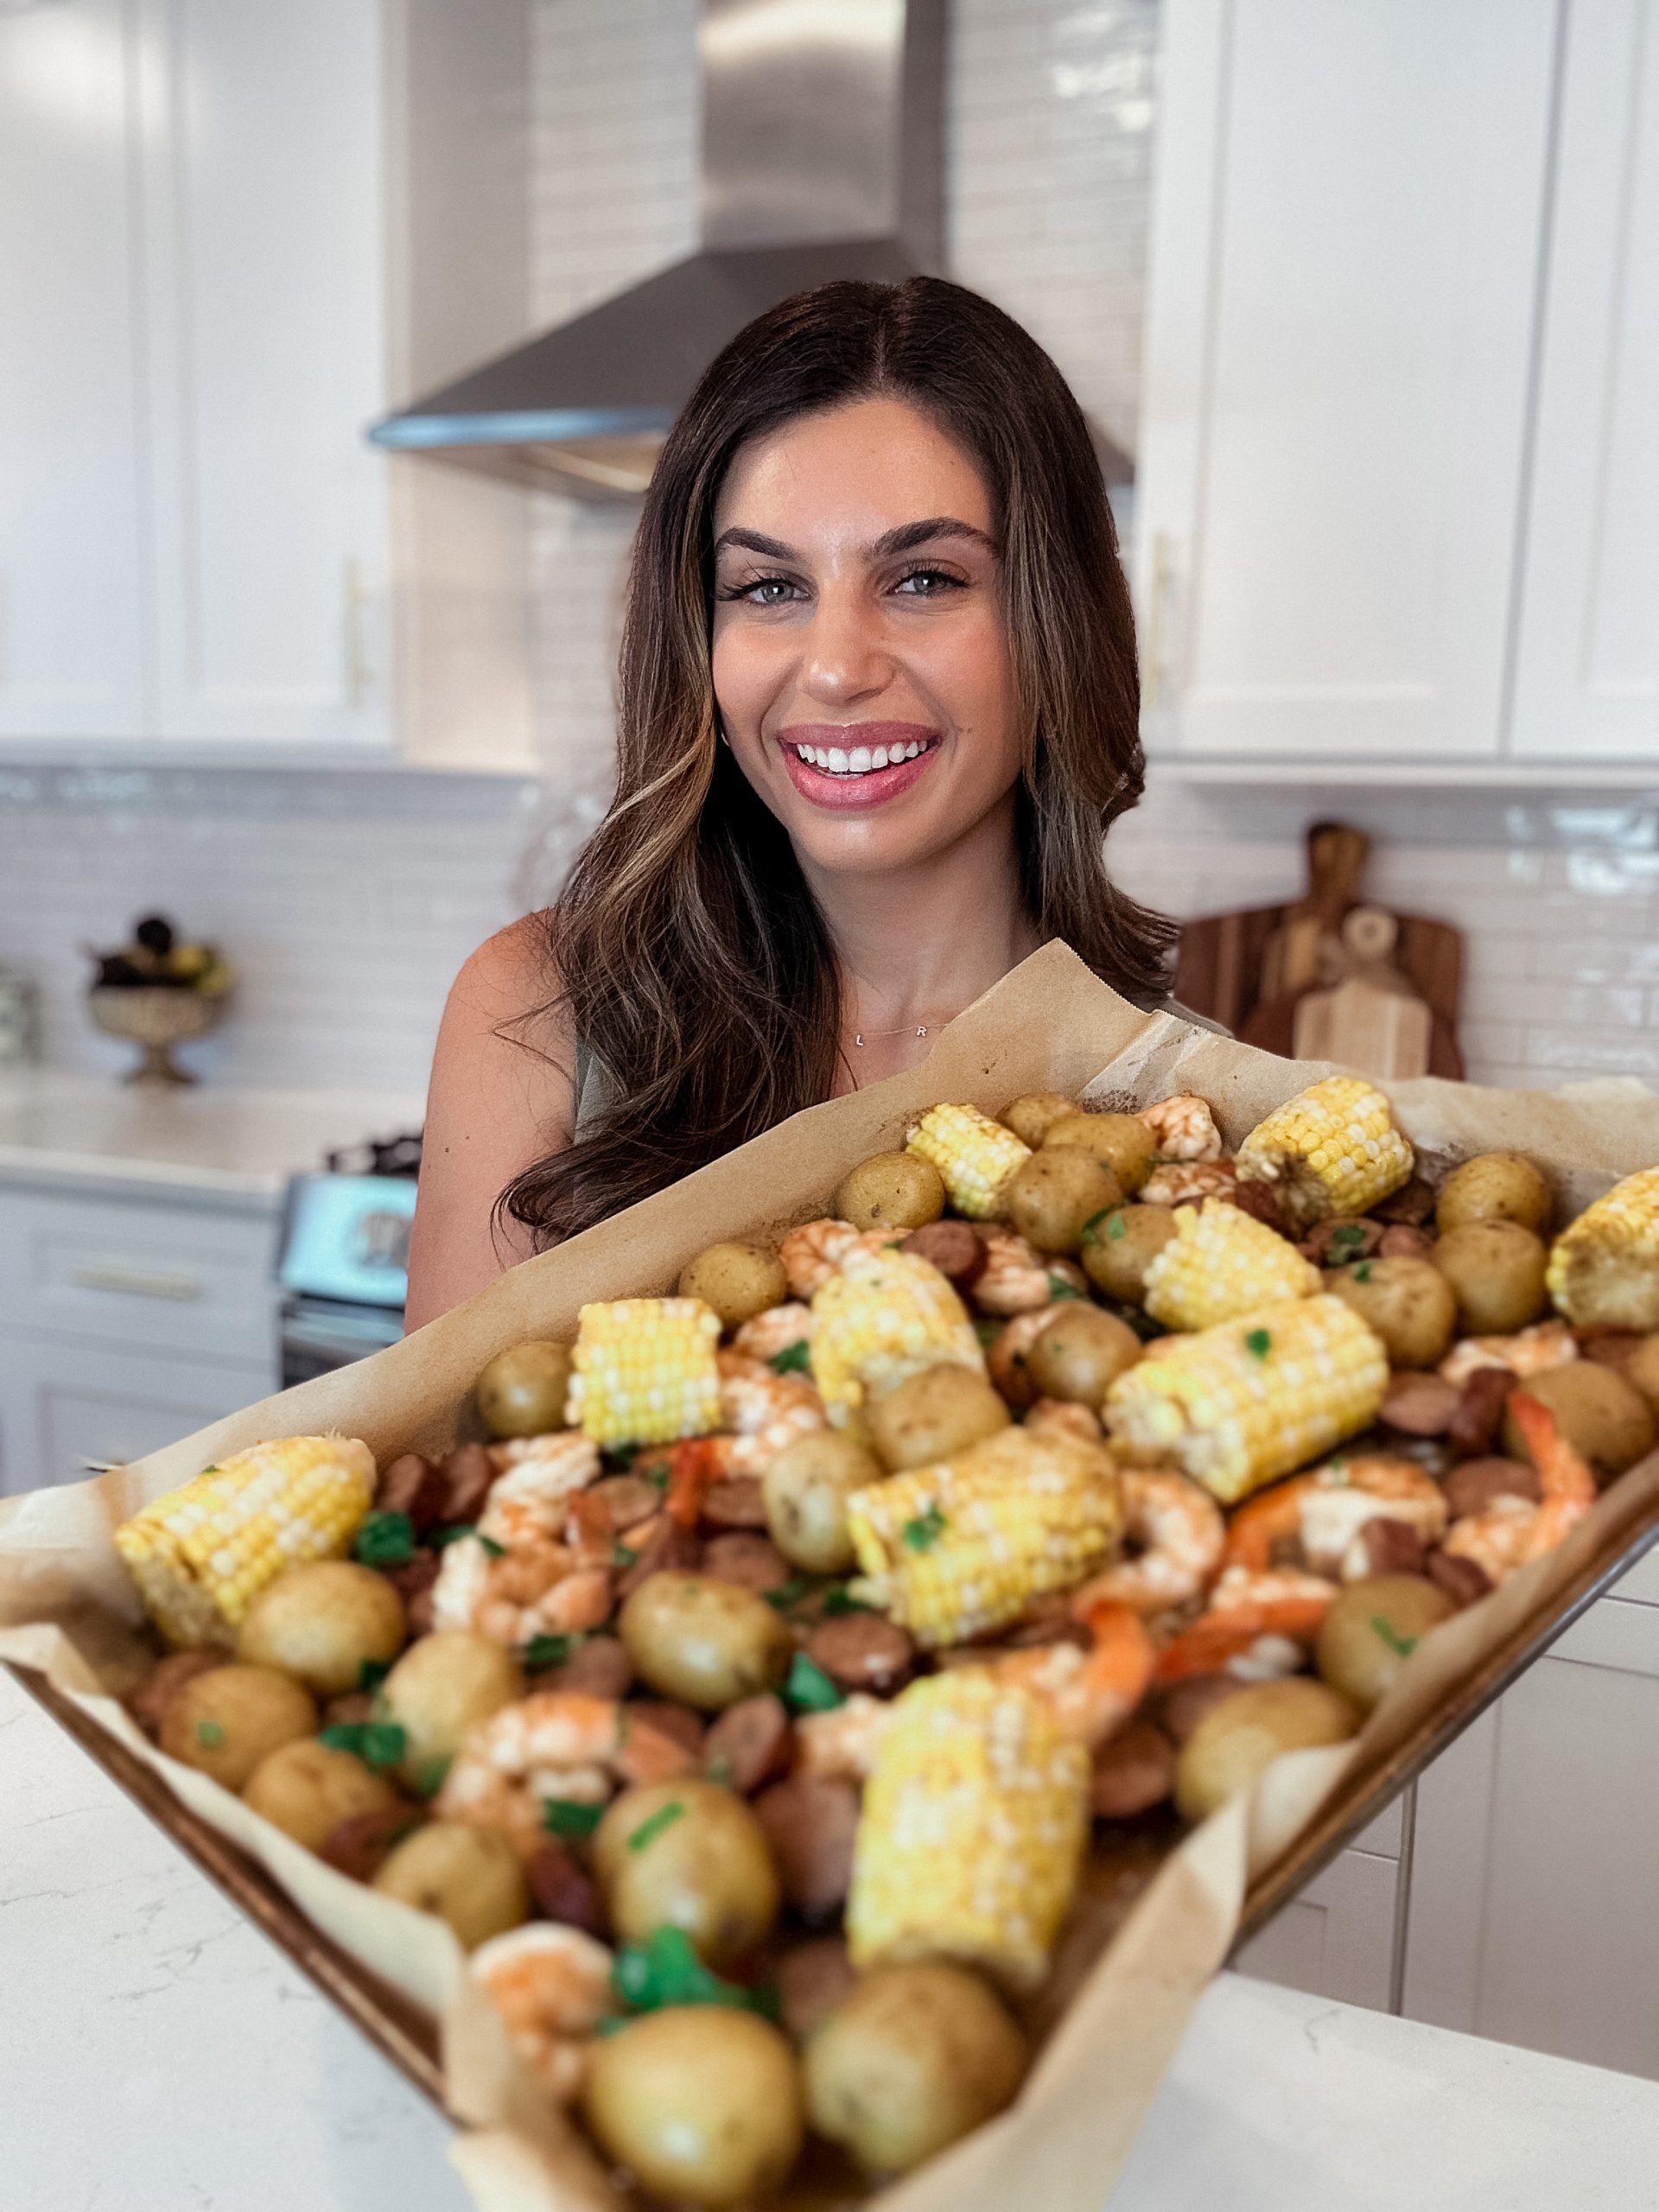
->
xmin=404 ymin=918 xmax=575 ymax=1332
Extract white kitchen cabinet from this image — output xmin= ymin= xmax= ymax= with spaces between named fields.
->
xmin=1402 ymin=1579 xmax=1659 ymax=2079
xmin=1135 ymin=0 xmax=1558 ymax=766
xmin=0 ymin=1333 xmax=275 ymax=1494
xmin=0 ymin=0 xmax=149 ymax=741
xmin=1234 ymin=1793 xmax=1408 ymax=2012
xmin=1510 ymin=0 xmax=1659 ymax=764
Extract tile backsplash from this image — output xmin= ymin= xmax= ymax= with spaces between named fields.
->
xmin=1 ymin=0 xmax=1655 ymax=1101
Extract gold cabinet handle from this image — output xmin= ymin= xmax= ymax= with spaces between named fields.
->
xmin=67 ymin=1263 xmax=203 ymax=1301
xmin=1142 ymin=531 xmax=1180 ymax=708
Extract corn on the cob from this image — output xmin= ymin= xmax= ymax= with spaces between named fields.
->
xmin=567 ymin=1297 xmax=722 ymax=1447
xmin=810 ymin=1245 xmax=984 ymax=1430
xmin=1547 ymin=1167 xmax=1659 ymax=1332
xmin=114 ymin=1436 xmax=376 ymax=1649
xmin=845 ymin=1426 xmax=1122 ymax=1646
xmin=1235 ymin=1075 xmax=1413 ymax=1232
xmin=848 ymin=1669 xmax=1090 ymax=1991
xmin=1103 ymin=1294 xmax=1389 ymax=1506
xmin=1142 ymin=1199 xmax=1320 ymax=1332
xmin=906 ymin=1102 xmax=1030 ymax=1219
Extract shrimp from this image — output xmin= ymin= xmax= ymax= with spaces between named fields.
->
xmin=1224 ymin=1456 xmax=1448 ymax=1580
xmin=794 ymin=1692 xmax=894 ymax=1782
xmin=732 ymin=1301 xmax=814 ymax=1363
xmin=987 ymin=1306 xmax=1059 ymax=1408
xmin=779 ymin=1220 xmax=892 ymax=1299
xmin=439 ymin=1690 xmax=698 ymax=1853
xmin=1069 ymin=1468 xmax=1225 ymax=1616
xmin=715 ymin=1349 xmax=827 ymax=1477
xmin=972 ymin=1230 xmax=1087 ymax=1317
xmin=1025 ymin=1398 xmax=1104 ymax=1446
xmin=1154 ymin=1566 xmax=1338 ymax=1683
xmin=431 ymin=1533 xmax=613 ymax=1648
xmin=1440 ymin=1320 xmax=1579 ymax=1389
xmin=471 ymin=1923 xmax=614 ymax=2102
xmin=1441 ymin=1392 xmax=1596 ymax=1586
xmin=1141 ymin=1158 xmax=1239 ymax=1208
xmin=477 ymin=1433 xmax=602 ymax=1550
xmin=1139 ymin=1093 xmax=1224 ymax=1163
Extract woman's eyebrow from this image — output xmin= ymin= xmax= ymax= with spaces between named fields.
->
xmin=711 ymin=517 xmax=995 ymax=562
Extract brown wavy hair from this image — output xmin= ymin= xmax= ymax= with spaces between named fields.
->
xmin=501 ymin=275 xmax=1173 ymax=1247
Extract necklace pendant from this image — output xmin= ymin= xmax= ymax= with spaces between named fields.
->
xmin=853 ymin=1033 xmax=864 ymax=1048
xmin=916 ymin=1025 xmax=928 ymax=1039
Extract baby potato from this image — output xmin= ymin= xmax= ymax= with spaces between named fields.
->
xmin=582 ymin=2007 xmax=803 ymax=2209
xmin=1315 ymin=1575 xmax=1455 ymax=1712
xmin=475 ymin=1339 xmax=574 ymax=1439
xmin=1624 ymin=1335 xmax=1659 ymax=1415
xmin=1430 ymin=1220 xmax=1550 ymax=1336
xmin=1080 ymin=1204 xmax=1179 ymax=1304
xmin=834 ymin=1151 xmax=946 ymax=1235
xmin=805 ymin=1962 xmax=1027 ymax=2177
xmin=1001 ymin=1090 xmax=1076 ymax=1148
xmin=763 ymin=1430 xmax=883 ymax=1574
xmin=869 ymin=1363 xmax=1010 ymax=1473
xmin=1026 ymin=1303 xmax=1142 ymax=1408
xmin=595 ymin=1777 xmax=780 ymax=1963
xmin=1501 ymin=1361 xmax=1656 ymax=1486
xmin=241 ymin=1737 xmax=402 ymax=1853
xmin=1175 ymin=1678 xmax=1360 ymax=1824
xmin=620 ymin=1573 xmax=792 ymax=1711
xmin=1003 ymin=1147 xmax=1122 ymax=1256
xmin=677 ymin=1241 xmax=790 ymax=1328
xmin=1042 ymin=1110 xmax=1157 ymax=1195
xmin=1436 ymin=1152 xmax=1553 ymax=1236
xmin=1322 ymin=1254 xmax=1458 ymax=1370
xmin=159 ymin=1664 xmax=317 ymax=1792
xmin=371 ymin=1820 xmax=528 ymax=1950
xmin=237 ymin=1560 xmax=406 ymax=1699
xmin=379 ymin=1630 xmax=524 ymax=1790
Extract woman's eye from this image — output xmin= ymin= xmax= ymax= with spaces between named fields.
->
xmin=893 ymin=567 xmax=963 ymax=597
xmin=737 ymin=575 xmax=801 ymax=606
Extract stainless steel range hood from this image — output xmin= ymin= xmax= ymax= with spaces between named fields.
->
xmin=369 ymin=0 xmax=947 ymax=499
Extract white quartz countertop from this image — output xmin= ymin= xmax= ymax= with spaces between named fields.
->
xmin=0 ymin=1070 xmax=425 ymax=1210
xmin=5 ymin=1669 xmax=1658 ymax=2211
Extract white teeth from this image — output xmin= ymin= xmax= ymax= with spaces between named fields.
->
xmin=871 ymin=746 xmax=888 ymax=770
xmin=794 ymin=737 xmax=931 ymax=775
xmin=849 ymin=746 xmax=872 ymax=772
xmin=827 ymin=747 xmax=849 ymax=772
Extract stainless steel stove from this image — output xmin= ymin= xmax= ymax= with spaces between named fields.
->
xmin=276 ymin=1133 xmax=420 ymax=1386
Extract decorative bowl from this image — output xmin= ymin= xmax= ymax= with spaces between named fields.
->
xmin=86 ymin=986 xmax=227 ymax=1085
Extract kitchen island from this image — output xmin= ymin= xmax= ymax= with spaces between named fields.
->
xmin=4 ymin=1667 xmax=1656 ymax=2211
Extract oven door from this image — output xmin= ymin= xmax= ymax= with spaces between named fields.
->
xmin=279 ymin=1294 xmax=404 ymax=1388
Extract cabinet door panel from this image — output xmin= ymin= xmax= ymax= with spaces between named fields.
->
xmin=135 ymin=0 xmax=387 ymax=747
xmin=1234 ymin=1847 xmax=1398 ymax=2011
xmin=0 ymin=0 xmax=147 ymax=739
xmin=1511 ymin=0 xmax=1659 ymax=762
xmin=0 ymin=1334 xmax=275 ymax=1495
xmin=1136 ymin=0 xmax=1556 ymax=760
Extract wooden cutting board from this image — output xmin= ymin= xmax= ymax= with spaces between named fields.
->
xmin=1172 ymin=821 xmax=1465 ymax=1078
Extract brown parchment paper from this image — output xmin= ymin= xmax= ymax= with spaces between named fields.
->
xmin=6 ymin=940 xmax=1659 ymax=2212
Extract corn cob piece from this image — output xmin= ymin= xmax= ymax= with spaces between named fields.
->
xmin=567 ymin=1297 xmax=722 ymax=1448
xmin=1547 ymin=1167 xmax=1659 ymax=1332
xmin=1142 ymin=1198 xmax=1320 ymax=1332
xmin=848 ymin=1669 xmax=1090 ymax=1991
xmin=845 ymin=1426 xmax=1122 ymax=1646
xmin=906 ymin=1102 xmax=1031 ymax=1219
xmin=1103 ymin=1294 xmax=1389 ymax=1506
xmin=1235 ymin=1075 xmax=1413 ymax=1232
xmin=114 ymin=1436 xmax=376 ymax=1649
xmin=810 ymin=1245 xmax=984 ymax=1431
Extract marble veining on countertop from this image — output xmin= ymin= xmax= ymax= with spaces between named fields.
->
xmin=0 ymin=1070 xmax=426 ymax=1210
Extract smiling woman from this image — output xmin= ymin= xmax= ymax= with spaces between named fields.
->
xmin=406 ymin=276 xmax=1176 ymax=1326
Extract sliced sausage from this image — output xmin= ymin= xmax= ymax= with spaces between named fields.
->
xmin=1300 ymin=1217 xmax=1383 ymax=1267
xmin=1230 ymin=1180 xmax=1286 ymax=1234
xmin=377 ymin=1452 xmax=448 ymax=1532
xmin=1379 ymin=1370 xmax=1460 ymax=1437
xmin=1442 ymin=1455 xmax=1541 ymax=1520
xmin=384 ymin=1549 xmax=441 ymax=1637
xmin=588 ymin=1475 xmax=664 ymax=1533
xmin=322 ymin=1689 xmax=377 ymax=1730
xmin=1446 ymin=1366 xmax=1516 ymax=1459
xmin=777 ymin=1937 xmax=856 ymax=2041
xmin=755 ymin=1777 xmax=861 ymax=1920
xmin=1089 ymin=1720 xmax=1176 ymax=1820
xmin=900 ymin=1221 xmax=988 ymax=1287
xmin=1357 ymin=1515 xmax=1427 ymax=1579
xmin=1374 ymin=1175 xmax=1437 ymax=1228
xmin=1154 ymin=1673 xmax=1246 ymax=1746
xmin=319 ymin=1802 xmax=425 ymax=1883
xmin=616 ymin=1516 xmax=702 ymax=1600
xmin=127 ymin=1649 xmax=222 ymax=1738
xmin=702 ymin=1531 xmax=791 ymax=1593
xmin=805 ymin=1614 xmax=915 ymax=1695
xmin=1378 ymin=1224 xmax=1434 ymax=1262
xmin=702 ymin=1694 xmax=792 ymax=1794
xmin=1427 ymin=1549 xmax=1493 ymax=1609
xmin=526 ymin=1842 xmax=608 ymax=1937
xmin=626 ymin=1700 xmax=705 ymax=1758
xmin=701 ymin=1477 xmax=769 ymax=1529
xmin=534 ymin=1635 xmax=635 ymax=1700
xmin=436 ymin=1441 xmax=497 ymax=1526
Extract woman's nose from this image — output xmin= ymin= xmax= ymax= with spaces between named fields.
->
xmin=797 ymin=589 xmax=893 ymax=707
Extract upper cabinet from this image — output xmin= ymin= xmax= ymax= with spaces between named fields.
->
xmin=0 ymin=0 xmax=534 ymax=768
xmin=1135 ymin=0 xmax=1659 ymax=778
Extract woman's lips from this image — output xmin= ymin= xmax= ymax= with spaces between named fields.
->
xmin=775 ymin=723 xmax=942 ymax=811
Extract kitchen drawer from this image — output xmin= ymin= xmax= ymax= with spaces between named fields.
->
xmin=0 ymin=1188 xmax=278 ymax=1363
xmin=0 ymin=1333 xmax=276 ymax=1494
xmin=1234 ymin=1847 xmax=1400 ymax=2012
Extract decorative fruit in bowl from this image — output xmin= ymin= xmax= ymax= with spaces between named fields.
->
xmin=86 ymin=913 xmax=234 ymax=1085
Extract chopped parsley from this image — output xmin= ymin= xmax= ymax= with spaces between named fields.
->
xmin=194 ymin=1718 xmax=225 ymax=1749
xmin=1370 ymin=1616 xmax=1419 ymax=1659
xmin=1353 ymin=1262 xmax=1374 ymax=1284
xmin=638 ymin=1459 xmax=671 ymax=1491
xmin=626 ymin=1801 xmax=686 ymax=1853
xmin=974 ymin=1317 xmax=1003 ymax=1348
xmin=354 ymin=1510 xmax=416 ymax=1567
xmin=783 ymin=1651 xmax=844 ymax=1713
xmin=524 ymin=1632 xmax=578 ymax=1672
xmin=763 ymin=1577 xmax=811 ymax=1611
xmin=1244 ymin=1328 xmax=1273 ymax=1361
xmin=1047 ymin=1274 xmax=1087 ymax=1300
xmin=768 ymin=1340 xmax=812 ymax=1376
xmin=1331 ymin=1224 xmax=1369 ymax=1252
xmin=357 ymin=1657 xmax=391 ymax=1692
xmin=410 ymin=1754 xmax=452 ymax=1799
xmin=543 ymin=1796 xmax=605 ymax=1840
xmin=821 ymin=1584 xmax=875 ymax=1617
xmin=317 ymin=1719 xmax=408 ymax=1771
xmin=612 ymin=1926 xmax=762 ymax=2015
xmin=1082 ymin=1207 xmax=1124 ymax=1247
xmin=613 ymin=1541 xmax=639 ymax=1571
xmin=901 ymin=1503 xmax=949 ymax=1552
xmin=431 ymin=1522 xmax=480 ymax=1549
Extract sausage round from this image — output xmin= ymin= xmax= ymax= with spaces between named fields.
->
xmin=804 ymin=1614 xmax=915 ymax=1695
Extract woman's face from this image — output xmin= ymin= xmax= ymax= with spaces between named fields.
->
xmin=709 ymin=396 xmax=1021 ymax=878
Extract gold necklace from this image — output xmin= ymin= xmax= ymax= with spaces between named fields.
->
xmin=848 ymin=1014 xmax=957 ymax=1048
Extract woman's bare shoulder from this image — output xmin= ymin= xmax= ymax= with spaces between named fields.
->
xmin=405 ymin=915 xmax=574 ymax=1329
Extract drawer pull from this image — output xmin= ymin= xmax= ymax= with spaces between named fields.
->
xmin=68 ymin=1263 xmax=205 ymax=1302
